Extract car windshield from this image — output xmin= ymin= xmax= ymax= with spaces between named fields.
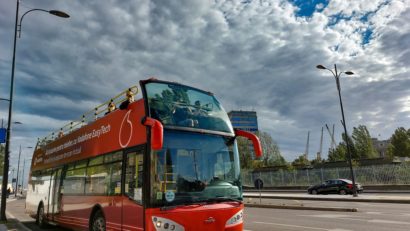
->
xmin=145 ymin=82 xmax=233 ymax=134
xmin=149 ymin=130 xmax=242 ymax=207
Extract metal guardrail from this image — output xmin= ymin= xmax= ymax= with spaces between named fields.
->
xmin=36 ymin=85 xmax=139 ymax=149
xmin=242 ymin=163 xmax=410 ymax=187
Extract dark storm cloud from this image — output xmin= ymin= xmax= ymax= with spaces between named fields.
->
xmin=0 ymin=0 xmax=409 ymax=161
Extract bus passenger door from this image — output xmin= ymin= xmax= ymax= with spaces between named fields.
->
xmin=48 ymin=168 xmax=62 ymax=220
xmin=122 ymin=151 xmax=144 ymax=230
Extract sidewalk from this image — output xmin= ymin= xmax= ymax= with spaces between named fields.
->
xmin=0 ymin=194 xmax=31 ymax=231
xmin=0 ymin=218 xmax=28 ymax=231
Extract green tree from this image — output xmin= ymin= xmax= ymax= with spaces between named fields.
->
xmin=292 ymin=154 xmax=310 ymax=167
xmin=352 ymin=125 xmax=377 ymax=159
xmin=236 ymin=131 xmax=286 ymax=169
xmin=328 ymin=132 xmax=357 ymax=161
xmin=256 ymin=131 xmax=286 ymax=167
xmin=328 ymin=143 xmax=346 ymax=161
xmin=385 ymin=144 xmax=394 ymax=160
xmin=387 ymin=127 xmax=410 ymax=157
xmin=236 ymin=136 xmax=253 ymax=169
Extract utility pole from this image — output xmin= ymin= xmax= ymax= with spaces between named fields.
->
xmin=317 ymin=127 xmax=323 ymax=160
xmin=21 ymin=158 xmax=31 ymax=194
xmin=304 ymin=131 xmax=310 ymax=160
xmin=15 ymin=145 xmax=21 ymax=196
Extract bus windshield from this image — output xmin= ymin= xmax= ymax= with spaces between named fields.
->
xmin=145 ymin=82 xmax=233 ymax=134
xmin=150 ymin=131 xmax=242 ymax=207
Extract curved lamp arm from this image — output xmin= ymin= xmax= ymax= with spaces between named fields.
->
xmin=18 ymin=9 xmax=70 ymax=38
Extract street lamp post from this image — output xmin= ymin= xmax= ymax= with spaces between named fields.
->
xmin=14 ymin=145 xmax=21 ymax=197
xmin=1 ymin=0 xmax=69 ymax=221
xmin=316 ymin=64 xmax=358 ymax=197
xmin=15 ymin=146 xmax=32 ymax=197
xmin=21 ymin=158 xmax=32 ymax=194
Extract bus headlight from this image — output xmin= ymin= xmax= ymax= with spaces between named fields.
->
xmin=152 ymin=217 xmax=184 ymax=231
xmin=225 ymin=209 xmax=243 ymax=227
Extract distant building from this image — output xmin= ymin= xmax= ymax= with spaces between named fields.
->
xmin=372 ymin=138 xmax=390 ymax=158
xmin=228 ymin=110 xmax=258 ymax=132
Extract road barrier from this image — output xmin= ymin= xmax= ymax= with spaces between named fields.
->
xmin=242 ymin=163 xmax=410 ymax=188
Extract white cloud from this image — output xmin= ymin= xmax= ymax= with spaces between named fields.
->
xmin=1 ymin=0 xmax=410 ymax=162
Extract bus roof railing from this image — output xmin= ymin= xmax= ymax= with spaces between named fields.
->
xmin=36 ymin=85 xmax=139 ymax=150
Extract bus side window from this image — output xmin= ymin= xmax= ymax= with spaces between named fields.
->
xmin=125 ymin=152 xmax=143 ymax=203
xmin=30 ymin=171 xmax=39 ymax=192
xmin=107 ymin=161 xmax=122 ymax=195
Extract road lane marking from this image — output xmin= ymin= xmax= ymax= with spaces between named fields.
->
xmin=328 ymin=229 xmax=353 ymax=231
xmin=5 ymin=211 xmax=16 ymax=219
xmin=366 ymin=211 xmax=383 ymax=215
xmin=369 ymin=219 xmax=410 ymax=225
xmin=300 ymin=214 xmax=367 ymax=219
xmin=301 ymin=214 xmax=410 ymax=226
xmin=367 ymin=211 xmax=410 ymax=217
xmin=254 ymin=221 xmax=328 ymax=230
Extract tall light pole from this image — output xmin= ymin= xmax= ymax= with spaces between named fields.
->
xmin=316 ymin=64 xmax=358 ymax=197
xmin=1 ymin=0 xmax=69 ymax=221
xmin=21 ymin=158 xmax=32 ymax=195
xmin=14 ymin=145 xmax=21 ymax=197
xmin=15 ymin=145 xmax=32 ymax=197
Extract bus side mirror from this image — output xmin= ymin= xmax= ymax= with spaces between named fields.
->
xmin=142 ymin=117 xmax=163 ymax=150
xmin=234 ymin=129 xmax=262 ymax=158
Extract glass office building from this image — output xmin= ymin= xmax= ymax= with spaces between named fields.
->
xmin=228 ymin=111 xmax=258 ymax=132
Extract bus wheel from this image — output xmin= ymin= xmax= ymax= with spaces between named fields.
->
xmin=91 ymin=210 xmax=106 ymax=231
xmin=36 ymin=204 xmax=46 ymax=228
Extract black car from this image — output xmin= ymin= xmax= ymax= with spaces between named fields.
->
xmin=307 ymin=179 xmax=363 ymax=195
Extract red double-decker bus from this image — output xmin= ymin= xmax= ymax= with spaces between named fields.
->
xmin=26 ymin=78 xmax=262 ymax=231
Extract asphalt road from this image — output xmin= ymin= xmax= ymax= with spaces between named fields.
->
xmin=244 ymin=199 xmax=410 ymax=231
xmin=4 ymin=196 xmax=410 ymax=231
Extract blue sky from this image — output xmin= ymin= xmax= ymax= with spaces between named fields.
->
xmin=1 ymin=0 xmax=410 ymax=180
xmin=290 ymin=0 xmax=329 ymax=17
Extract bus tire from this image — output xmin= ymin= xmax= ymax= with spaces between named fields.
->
xmin=91 ymin=209 xmax=106 ymax=231
xmin=36 ymin=203 xmax=46 ymax=228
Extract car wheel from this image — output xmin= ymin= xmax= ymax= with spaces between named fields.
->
xmin=91 ymin=210 xmax=106 ymax=231
xmin=312 ymin=189 xmax=318 ymax=195
xmin=339 ymin=189 xmax=347 ymax=195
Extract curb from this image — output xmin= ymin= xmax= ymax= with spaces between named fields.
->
xmin=244 ymin=195 xmax=410 ymax=204
xmin=5 ymin=211 xmax=31 ymax=231
xmin=244 ymin=203 xmax=358 ymax=212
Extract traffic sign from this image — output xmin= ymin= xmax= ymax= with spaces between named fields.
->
xmin=0 ymin=128 xmax=6 ymax=143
